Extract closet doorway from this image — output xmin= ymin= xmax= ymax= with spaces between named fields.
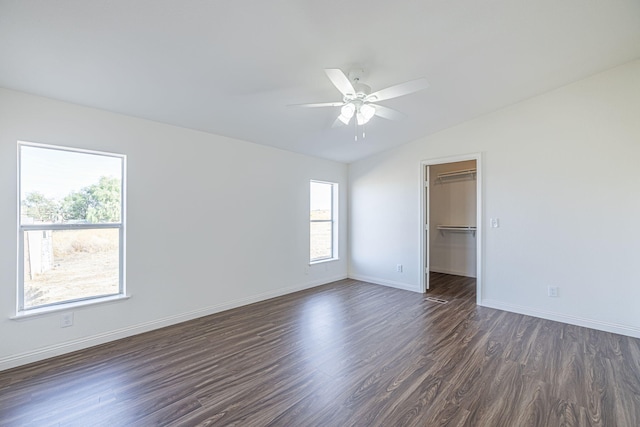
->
xmin=420 ymin=154 xmax=482 ymax=303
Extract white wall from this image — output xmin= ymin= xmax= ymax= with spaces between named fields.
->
xmin=0 ymin=88 xmax=348 ymax=370
xmin=429 ymin=161 xmax=477 ymax=277
xmin=349 ymin=60 xmax=640 ymax=337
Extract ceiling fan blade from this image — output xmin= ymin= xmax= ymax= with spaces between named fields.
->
xmin=324 ymin=69 xmax=355 ymax=97
xmin=366 ymin=78 xmax=429 ymax=102
xmin=370 ymin=104 xmax=407 ymax=121
xmin=332 ymin=116 xmax=346 ymax=128
xmin=288 ymin=101 xmax=344 ymax=108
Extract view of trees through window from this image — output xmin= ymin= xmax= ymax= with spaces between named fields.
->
xmin=19 ymin=143 xmax=124 ymax=310
xmin=22 ymin=176 xmax=121 ymax=224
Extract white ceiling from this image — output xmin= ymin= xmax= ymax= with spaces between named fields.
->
xmin=1 ymin=1 xmax=639 ymax=163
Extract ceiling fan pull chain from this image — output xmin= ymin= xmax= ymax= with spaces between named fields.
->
xmin=354 ymin=119 xmax=358 ymax=141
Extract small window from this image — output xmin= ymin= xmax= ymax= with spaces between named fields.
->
xmin=310 ymin=180 xmax=338 ymax=263
xmin=18 ymin=142 xmax=126 ymax=312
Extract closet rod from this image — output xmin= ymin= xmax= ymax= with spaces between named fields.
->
xmin=436 ymin=225 xmax=477 ymax=236
xmin=436 ymin=225 xmax=476 ymax=231
xmin=436 ymin=168 xmax=476 ymax=180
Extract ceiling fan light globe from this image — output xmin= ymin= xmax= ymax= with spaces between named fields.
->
xmin=338 ymin=114 xmax=352 ymax=125
xmin=338 ymin=102 xmax=356 ymax=124
xmin=341 ymin=103 xmax=355 ymax=118
xmin=360 ymin=104 xmax=376 ymax=121
xmin=356 ymin=112 xmax=367 ymax=126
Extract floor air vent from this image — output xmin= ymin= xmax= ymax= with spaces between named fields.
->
xmin=425 ymin=297 xmax=448 ymax=304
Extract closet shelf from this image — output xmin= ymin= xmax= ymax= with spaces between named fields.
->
xmin=436 ymin=225 xmax=477 ymax=236
xmin=436 ymin=168 xmax=476 ymax=181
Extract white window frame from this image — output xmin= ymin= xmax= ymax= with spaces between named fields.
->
xmin=17 ymin=141 xmax=127 ymax=315
xmin=310 ymin=180 xmax=338 ymax=264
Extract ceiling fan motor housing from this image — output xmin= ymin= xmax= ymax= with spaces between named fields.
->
xmin=346 ymin=69 xmax=372 ymax=100
xmin=344 ymin=81 xmax=372 ymax=104
xmin=352 ymin=82 xmax=371 ymax=98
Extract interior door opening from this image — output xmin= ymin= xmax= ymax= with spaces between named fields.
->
xmin=421 ymin=155 xmax=481 ymax=303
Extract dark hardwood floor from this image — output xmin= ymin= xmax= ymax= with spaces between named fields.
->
xmin=2 ymin=273 xmax=640 ymax=426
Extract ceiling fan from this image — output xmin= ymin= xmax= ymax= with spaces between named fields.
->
xmin=292 ymin=68 xmax=429 ymax=128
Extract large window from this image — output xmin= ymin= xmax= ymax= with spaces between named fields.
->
xmin=310 ymin=180 xmax=338 ymax=263
xmin=18 ymin=142 xmax=125 ymax=313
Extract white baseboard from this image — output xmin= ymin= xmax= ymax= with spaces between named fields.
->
xmin=0 ymin=275 xmax=347 ymax=372
xmin=429 ymin=267 xmax=476 ymax=278
xmin=481 ymin=298 xmax=640 ymax=339
xmin=348 ymin=274 xmax=421 ymax=293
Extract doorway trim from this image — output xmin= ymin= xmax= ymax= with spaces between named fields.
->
xmin=420 ymin=153 xmax=483 ymax=305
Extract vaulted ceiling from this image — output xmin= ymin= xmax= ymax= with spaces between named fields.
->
xmin=1 ymin=1 xmax=639 ymax=163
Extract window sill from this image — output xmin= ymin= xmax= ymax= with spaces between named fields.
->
xmin=309 ymin=257 xmax=339 ymax=266
xmin=11 ymin=294 xmax=130 ymax=320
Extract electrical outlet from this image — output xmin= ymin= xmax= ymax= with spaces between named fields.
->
xmin=396 ymin=264 xmax=403 ymax=273
xmin=547 ymin=286 xmax=559 ymax=297
xmin=61 ymin=312 xmax=74 ymax=328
